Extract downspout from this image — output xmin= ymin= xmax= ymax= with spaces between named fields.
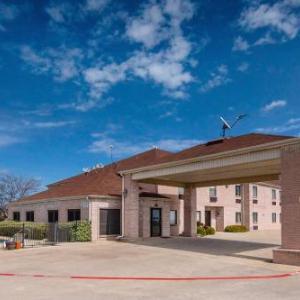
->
xmin=120 ymin=174 xmax=125 ymax=238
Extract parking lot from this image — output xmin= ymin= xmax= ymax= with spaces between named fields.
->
xmin=0 ymin=230 xmax=300 ymax=300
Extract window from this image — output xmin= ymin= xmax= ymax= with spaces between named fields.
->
xmin=13 ymin=211 xmax=20 ymax=221
xmin=235 ymin=185 xmax=242 ymax=197
xmin=209 ymin=187 xmax=217 ymax=197
xmin=235 ymin=212 xmax=242 ymax=224
xmin=26 ymin=211 xmax=34 ymax=222
xmin=252 ymin=212 xmax=258 ymax=224
xmin=169 ymin=210 xmax=177 ymax=226
xmin=196 ymin=211 xmax=201 ymax=223
xmin=48 ymin=210 xmax=58 ymax=223
xmin=272 ymin=201 xmax=276 ymax=206
xmin=272 ymin=213 xmax=277 ymax=223
xmin=272 ymin=189 xmax=277 ymax=200
xmin=68 ymin=209 xmax=81 ymax=222
xmin=252 ymin=186 xmax=258 ymax=198
xmin=178 ymin=187 xmax=184 ymax=195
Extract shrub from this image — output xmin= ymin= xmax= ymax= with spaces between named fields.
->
xmin=224 ymin=225 xmax=248 ymax=233
xmin=197 ymin=226 xmax=206 ymax=236
xmin=205 ymin=226 xmax=216 ymax=235
xmin=0 ymin=221 xmax=47 ymax=240
xmin=70 ymin=221 xmax=91 ymax=242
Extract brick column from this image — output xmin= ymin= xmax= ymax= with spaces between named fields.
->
xmin=123 ymin=174 xmax=140 ymax=239
xmin=241 ymin=184 xmax=250 ymax=230
xmin=273 ymin=144 xmax=300 ymax=265
xmin=183 ymin=185 xmax=197 ymax=237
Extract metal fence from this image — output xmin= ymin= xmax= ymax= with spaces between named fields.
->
xmin=0 ymin=222 xmax=81 ymax=248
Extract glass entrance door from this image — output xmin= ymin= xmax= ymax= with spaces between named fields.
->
xmin=151 ymin=208 xmax=162 ymax=237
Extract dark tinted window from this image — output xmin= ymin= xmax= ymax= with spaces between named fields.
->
xmin=13 ymin=211 xmax=20 ymax=221
xmin=48 ymin=210 xmax=58 ymax=223
xmin=26 ymin=211 xmax=34 ymax=222
xmin=68 ymin=209 xmax=81 ymax=222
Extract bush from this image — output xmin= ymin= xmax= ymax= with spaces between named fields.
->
xmin=224 ymin=225 xmax=248 ymax=233
xmin=205 ymin=226 xmax=216 ymax=235
xmin=70 ymin=221 xmax=91 ymax=242
xmin=0 ymin=221 xmax=47 ymax=240
xmin=197 ymin=226 xmax=206 ymax=236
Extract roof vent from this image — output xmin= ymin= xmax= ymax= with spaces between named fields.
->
xmin=206 ymin=138 xmax=225 ymax=146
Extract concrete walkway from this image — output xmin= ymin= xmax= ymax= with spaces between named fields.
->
xmin=0 ymin=230 xmax=299 ymax=299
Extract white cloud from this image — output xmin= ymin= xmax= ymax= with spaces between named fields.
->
xmin=0 ymin=134 xmax=23 ymax=148
xmin=88 ymin=136 xmax=203 ymax=157
xmin=31 ymin=121 xmax=76 ymax=129
xmin=20 ymin=46 xmax=83 ymax=82
xmin=256 ymin=118 xmax=300 ymax=134
xmin=232 ymin=36 xmax=250 ymax=51
xmin=262 ymin=100 xmax=287 ymax=112
xmin=200 ymin=65 xmax=231 ymax=93
xmin=85 ymin=0 xmax=110 ymax=12
xmin=237 ymin=62 xmax=249 ymax=72
xmin=0 ymin=3 xmax=20 ymax=31
xmin=126 ymin=3 xmax=166 ymax=48
xmin=239 ymin=1 xmax=300 ymax=41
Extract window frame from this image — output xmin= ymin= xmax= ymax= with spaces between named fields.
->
xmin=169 ymin=210 xmax=177 ymax=226
xmin=48 ymin=210 xmax=59 ymax=223
xmin=235 ymin=212 xmax=242 ymax=224
xmin=272 ymin=189 xmax=277 ymax=200
xmin=235 ymin=185 xmax=242 ymax=197
xmin=26 ymin=211 xmax=34 ymax=222
xmin=209 ymin=186 xmax=217 ymax=198
xmin=13 ymin=211 xmax=20 ymax=222
xmin=252 ymin=212 xmax=258 ymax=224
xmin=252 ymin=185 xmax=258 ymax=199
xmin=67 ymin=209 xmax=81 ymax=222
xmin=272 ymin=213 xmax=277 ymax=223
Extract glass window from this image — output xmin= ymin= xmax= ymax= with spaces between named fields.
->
xmin=209 ymin=187 xmax=217 ymax=197
xmin=272 ymin=189 xmax=277 ymax=200
xmin=235 ymin=185 xmax=242 ymax=197
xmin=13 ymin=211 xmax=20 ymax=222
xmin=196 ymin=211 xmax=201 ymax=223
xmin=68 ymin=209 xmax=81 ymax=222
xmin=48 ymin=210 xmax=59 ymax=223
xmin=26 ymin=211 xmax=34 ymax=222
xmin=235 ymin=212 xmax=242 ymax=224
xmin=252 ymin=186 xmax=258 ymax=198
xmin=169 ymin=210 xmax=177 ymax=226
xmin=178 ymin=187 xmax=184 ymax=195
xmin=272 ymin=213 xmax=277 ymax=223
xmin=253 ymin=212 xmax=258 ymax=224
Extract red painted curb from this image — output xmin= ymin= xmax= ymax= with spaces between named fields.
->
xmin=0 ymin=272 xmax=298 ymax=281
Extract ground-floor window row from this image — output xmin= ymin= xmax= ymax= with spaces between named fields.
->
xmin=12 ymin=209 xmax=82 ymax=223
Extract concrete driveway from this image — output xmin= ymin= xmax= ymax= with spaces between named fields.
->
xmin=0 ymin=230 xmax=300 ymax=300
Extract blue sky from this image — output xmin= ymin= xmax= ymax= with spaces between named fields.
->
xmin=0 ymin=0 xmax=300 ymax=186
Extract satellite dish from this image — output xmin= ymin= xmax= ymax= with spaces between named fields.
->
xmin=220 ymin=116 xmax=231 ymax=129
xmin=220 ymin=114 xmax=247 ymax=137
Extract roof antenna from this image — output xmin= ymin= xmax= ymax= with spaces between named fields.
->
xmin=220 ymin=114 xmax=247 ymax=138
xmin=109 ymin=145 xmax=114 ymax=164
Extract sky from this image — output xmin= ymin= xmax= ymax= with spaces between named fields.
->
xmin=0 ymin=0 xmax=300 ymax=186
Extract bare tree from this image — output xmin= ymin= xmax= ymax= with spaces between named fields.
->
xmin=0 ymin=174 xmax=40 ymax=219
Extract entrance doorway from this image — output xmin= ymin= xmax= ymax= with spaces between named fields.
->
xmin=150 ymin=208 xmax=161 ymax=237
xmin=205 ymin=211 xmax=211 ymax=226
xmin=99 ymin=209 xmax=121 ymax=235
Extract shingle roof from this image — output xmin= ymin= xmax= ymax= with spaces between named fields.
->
xmin=18 ymin=133 xmax=293 ymax=203
xmin=144 ymin=133 xmax=294 ymax=166
xmin=18 ymin=148 xmax=172 ymax=202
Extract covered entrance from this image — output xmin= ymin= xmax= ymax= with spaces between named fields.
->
xmin=120 ymin=134 xmax=300 ymax=265
xmin=100 ymin=209 xmax=121 ymax=236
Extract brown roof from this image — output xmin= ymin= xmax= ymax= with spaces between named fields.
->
xmin=144 ymin=133 xmax=294 ymax=167
xmin=19 ymin=148 xmax=172 ymax=202
xmin=18 ymin=133 xmax=293 ymax=202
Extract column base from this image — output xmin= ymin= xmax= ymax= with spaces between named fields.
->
xmin=273 ymin=248 xmax=300 ymax=266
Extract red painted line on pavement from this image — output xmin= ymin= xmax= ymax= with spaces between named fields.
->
xmin=0 ymin=271 xmax=298 ymax=281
